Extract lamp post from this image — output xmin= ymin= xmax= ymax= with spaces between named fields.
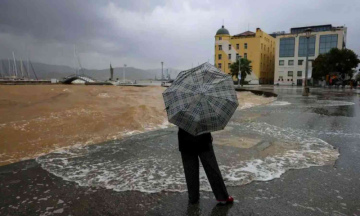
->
xmin=302 ymin=28 xmax=312 ymax=96
xmin=123 ymin=64 xmax=127 ymax=83
xmin=237 ymin=55 xmax=242 ymax=88
xmin=161 ymin=62 xmax=164 ymax=80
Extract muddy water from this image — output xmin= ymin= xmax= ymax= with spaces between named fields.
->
xmin=0 ymin=85 xmax=273 ymax=166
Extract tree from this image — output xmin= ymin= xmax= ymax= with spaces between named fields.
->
xmin=356 ymin=73 xmax=360 ymax=82
xmin=313 ymin=48 xmax=360 ymax=80
xmin=229 ymin=58 xmax=252 ymax=86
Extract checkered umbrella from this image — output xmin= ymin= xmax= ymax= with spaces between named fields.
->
xmin=162 ymin=62 xmax=238 ymax=136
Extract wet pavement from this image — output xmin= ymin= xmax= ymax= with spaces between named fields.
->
xmin=1 ymin=86 xmax=360 ymax=216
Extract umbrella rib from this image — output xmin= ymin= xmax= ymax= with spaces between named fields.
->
xmin=204 ymin=99 xmax=224 ymax=130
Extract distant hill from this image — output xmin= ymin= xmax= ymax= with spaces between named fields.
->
xmin=0 ymin=59 xmax=182 ymax=81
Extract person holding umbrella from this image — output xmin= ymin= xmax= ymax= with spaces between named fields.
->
xmin=163 ymin=62 xmax=238 ymax=204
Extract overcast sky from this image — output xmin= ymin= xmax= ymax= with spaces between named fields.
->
xmin=0 ymin=0 xmax=359 ymax=70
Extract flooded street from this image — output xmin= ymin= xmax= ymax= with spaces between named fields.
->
xmin=0 ymin=85 xmax=273 ymax=166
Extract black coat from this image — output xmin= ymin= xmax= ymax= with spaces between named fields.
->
xmin=178 ymin=128 xmax=212 ymax=153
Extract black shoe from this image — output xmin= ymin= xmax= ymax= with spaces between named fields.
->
xmin=189 ymin=198 xmax=199 ymax=204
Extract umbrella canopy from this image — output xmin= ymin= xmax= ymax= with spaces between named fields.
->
xmin=162 ymin=62 xmax=239 ymax=136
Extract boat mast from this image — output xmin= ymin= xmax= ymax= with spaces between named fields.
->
xmin=0 ymin=60 xmax=3 ymax=78
xmin=8 ymin=59 xmax=11 ymax=77
xmin=73 ymin=45 xmax=77 ymax=75
xmin=12 ymin=52 xmax=18 ymax=78
xmin=76 ymin=48 xmax=83 ymax=75
xmin=27 ymin=57 xmax=30 ymax=78
xmin=22 ymin=59 xmax=29 ymax=79
xmin=29 ymin=60 xmax=38 ymax=80
xmin=20 ymin=58 xmax=24 ymax=78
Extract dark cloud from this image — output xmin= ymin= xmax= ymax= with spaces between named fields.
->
xmin=0 ymin=0 xmax=359 ymax=70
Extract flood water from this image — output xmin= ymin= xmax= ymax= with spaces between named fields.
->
xmin=0 ymin=85 xmax=273 ymax=166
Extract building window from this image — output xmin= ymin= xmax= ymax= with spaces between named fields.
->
xmin=261 ymin=44 xmax=263 ymax=49
xmin=219 ymin=37 xmax=222 ymax=40
xmin=297 ymin=71 xmax=302 ymax=77
xmin=319 ymin=34 xmax=338 ymax=54
xmin=219 ymin=45 xmax=222 ymax=51
xmin=229 ymin=44 xmax=231 ymax=50
xmin=244 ymin=53 xmax=247 ymax=59
xmin=298 ymin=60 xmax=303 ymax=65
xmin=218 ymin=54 xmax=222 ymax=60
xmin=279 ymin=37 xmax=295 ymax=57
xmin=279 ymin=60 xmax=284 ymax=66
xmin=218 ymin=63 xmax=222 ymax=69
xmin=288 ymin=71 xmax=293 ymax=77
xmin=236 ymin=44 xmax=239 ymax=49
xmin=228 ymin=54 xmax=231 ymax=60
xmin=298 ymin=36 xmax=316 ymax=57
xmin=279 ymin=76 xmax=283 ymax=81
xmin=236 ymin=53 xmax=239 ymax=60
xmin=288 ymin=60 xmax=294 ymax=66
xmin=244 ymin=43 xmax=248 ymax=49
xmin=228 ymin=63 xmax=231 ymax=69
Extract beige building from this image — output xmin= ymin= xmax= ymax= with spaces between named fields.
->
xmin=274 ymin=24 xmax=347 ymax=86
xmin=215 ymin=26 xmax=276 ymax=84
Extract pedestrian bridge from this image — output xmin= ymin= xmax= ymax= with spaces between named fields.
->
xmin=61 ymin=74 xmax=96 ymax=84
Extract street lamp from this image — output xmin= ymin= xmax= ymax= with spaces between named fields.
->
xmin=123 ymin=64 xmax=127 ymax=83
xmin=302 ymin=28 xmax=312 ymax=96
xmin=161 ymin=62 xmax=164 ymax=80
xmin=237 ymin=55 xmax=242 ymax=88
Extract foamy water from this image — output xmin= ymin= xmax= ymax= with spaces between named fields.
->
xmin=36 ymin=122 xmax=339 ymax=193
xmin=269 ymin=101 xmax=292 ymax=106
xmin=237 ymin=92 xmax=276 ymax=110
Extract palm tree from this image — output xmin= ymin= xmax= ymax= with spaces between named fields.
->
xmin=229 ymin=58 xmax=252 ymax=86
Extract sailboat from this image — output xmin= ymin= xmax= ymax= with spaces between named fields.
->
xmin=0 ymin=60 xmax=3 ymax=79
xmin=12 ymin=52 xmax=18 ymax=79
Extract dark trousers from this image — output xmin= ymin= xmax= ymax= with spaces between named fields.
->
xmin=181 ymin=144 xmax=229 ymax=202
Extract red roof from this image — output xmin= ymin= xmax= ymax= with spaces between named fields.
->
xmin=233 ymin=31 xmax=256 ymax=37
